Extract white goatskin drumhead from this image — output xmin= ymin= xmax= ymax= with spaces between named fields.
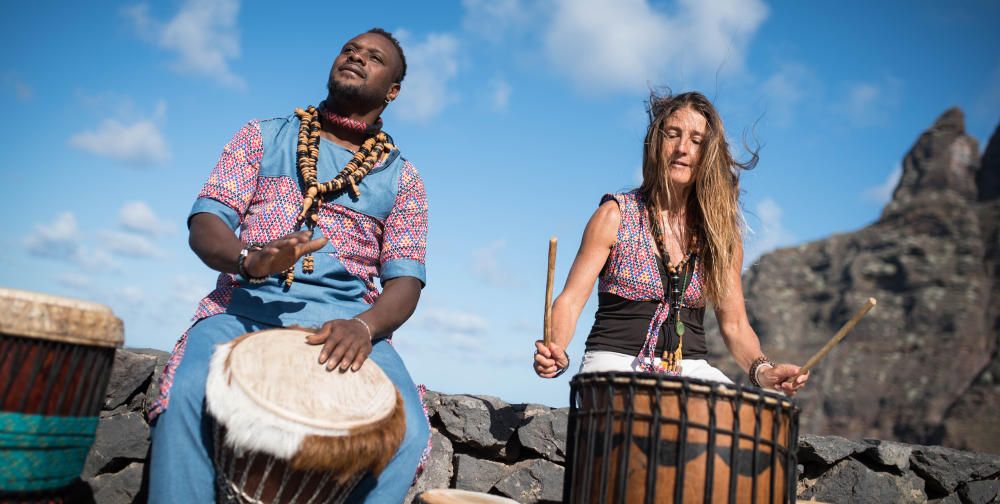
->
xmin=0 ymin=287 xmax=123 ymax=347
xmin=226 ymin=328 xmax=398 ymax=430
xmin=416 ymin=489 xmax=520 ymax=504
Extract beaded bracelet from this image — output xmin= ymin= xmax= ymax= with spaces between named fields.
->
xmin=237 ymin=244 xmax=268 ymax=284
xmin=748 ymin=355 xmax=774 ymax=388
xmin=553 ymin=356 xmax=572 ymax=378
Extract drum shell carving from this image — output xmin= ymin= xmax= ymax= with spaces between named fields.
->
xmin=564 ymin=372 xmax=800 ymax=504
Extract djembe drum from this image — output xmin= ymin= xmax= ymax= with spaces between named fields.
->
xmin=205 ymin=328 xmax=406 ymax=504
xmin=564 ymin=372 xmax=800 ymax=504
xmin=0 ymin=288 xmax=123 ymax=500
xmin=415 ymin=489 xmax=520 ymax=503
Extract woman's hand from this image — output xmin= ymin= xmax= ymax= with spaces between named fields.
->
xmin=758 ymin=363 xmax=809 ymax=396
xmin=534 ymin=340 xmax=570 ymax=378
xmin=244 ymin=230 xmax=328 ymax=277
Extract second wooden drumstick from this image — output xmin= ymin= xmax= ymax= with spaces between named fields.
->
xmin=789 ymin=297 xmax=877 ymax=382
xmin=543 ymin=237 xmax=557 ymax=347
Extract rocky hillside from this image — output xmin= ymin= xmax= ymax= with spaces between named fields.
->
xmin=708 ymin=109 xmax=1000 ymax=453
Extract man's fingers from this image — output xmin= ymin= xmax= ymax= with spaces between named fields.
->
xmin=304 ymin=331 xmax=325 ymax=345
xmin=319 ymin=333 xmax=340 ymax=365
xmin=326 ymin=336 xmax=351 ymax=370
xmin=338 ymin=343 xmax=358 ymax=372
xmin=299 ymin=237 xmax=328 ymax=256
xmin=350 ymin=347 xmax=368 ymax=372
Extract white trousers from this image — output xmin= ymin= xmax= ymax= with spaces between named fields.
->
xmin=578 ymin=350 xmax=734 ymax=385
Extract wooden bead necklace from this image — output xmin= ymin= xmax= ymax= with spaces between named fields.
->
xmin=647 ymin=204 xmax=698 ymax=373
xmin=283 ymin=105 xmax=394 ymax=287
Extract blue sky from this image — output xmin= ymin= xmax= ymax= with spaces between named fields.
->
xmin=1 ymin=0 xmax=997 ymax=407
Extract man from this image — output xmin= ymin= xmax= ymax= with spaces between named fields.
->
xmin=146 ymin=28 xmax=430 ymax=503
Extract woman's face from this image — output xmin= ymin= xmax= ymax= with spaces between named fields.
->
xmin=660 ymin=106 xmax=707 ymax=189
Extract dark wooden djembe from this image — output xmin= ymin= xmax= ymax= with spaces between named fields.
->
xmin=564 ymin=372 xmax=800 ymax=504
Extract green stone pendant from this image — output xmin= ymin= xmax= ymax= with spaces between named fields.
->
xmin=676 ymin=320 xmax=686 ymax=336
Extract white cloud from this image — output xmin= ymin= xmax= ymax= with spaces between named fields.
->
xmin=419 ymin=308 xmax=489 ymax=335
xmin=119 ymin=201 xmax=176 ymax=236
xmin=58 ymin=273 xmax=93 ymax=290
xmin=472 ymin=240 xmax=521 ymax=287
xmin=545 ymin=0 xmax=768 ymax=93
xmin=863 ymin=163 xmax=902 ymax=204
xmin=69 ymin=118 xmax=170 ymax=166
xmin=393 ymin=31 xmax=460 ymax=122
xmin=760 ymin=63 xmax=815 ymax=127
xmin=744 ymin=197 xmax=795 ymax=266
xmin=461 ymin=0 xmax=532 ymax=42
xmin=839 ymin=76 xmax=902 ymax=127
xmin=489 ymin=78 xmax=512 ymax=112
xmin=119 ymin=286 xmax=145 ymax=305
xmin=172 ymin=275 xmax=211 ymax=305
xmin=77 ymin=249 xmax=118 ymax=271
xmin=24 ymin=212 xmax=81 ymax=259
xmin=3 ymin=72 xmax=33 ymax=101
xmin=23 ymin=212 xmax=118 ymax=271
xmin=124 ymin=0 xmax=245 ymax=89
xmin=97 ymin=230 xmax=165 ymax=258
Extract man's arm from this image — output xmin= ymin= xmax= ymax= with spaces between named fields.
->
xmin=188 ymin=213 xmax=327 ymax=278
xmin=306 ymin=276 xmax=421 ymax=372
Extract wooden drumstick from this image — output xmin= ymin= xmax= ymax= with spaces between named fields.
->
xmin=788 ymin=297 xmax=877 ymax=382
xmin=543 ymin=237 xmax=557 ymax=347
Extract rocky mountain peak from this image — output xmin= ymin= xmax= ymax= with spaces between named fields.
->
xmin=885 ymin=107 xmax=981 ymax=216
xmin=977 ymin=123 xmax=1000 ymax=202
xmin=710 ymin=107 xmax=1000 ymax=455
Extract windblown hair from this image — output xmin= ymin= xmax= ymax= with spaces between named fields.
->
xmin=638 ymin=90 xmax=758 ymax=305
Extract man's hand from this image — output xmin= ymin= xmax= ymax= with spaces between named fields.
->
xmin=306 ymin=319 xmax=372 ymax=372
xmin=759 ymin=363 xmax=809 ymax=396
xmin=534 ymin=340 xmax=569 ymax=378
xmin=244 ymin=230 xmax=327 ymax=277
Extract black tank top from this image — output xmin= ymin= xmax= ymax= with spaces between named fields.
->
xmin=585 ymin=258 xmax=708 ymax=358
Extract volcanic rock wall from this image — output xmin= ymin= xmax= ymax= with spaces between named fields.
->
xmin=76 ymin=349 xmax=1000 ymax=503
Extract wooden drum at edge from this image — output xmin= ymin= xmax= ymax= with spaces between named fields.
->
xmin=564 ymin=372 xmax=800 ymax=504
xmin=0 ymin=287 xmax=124 ymax=500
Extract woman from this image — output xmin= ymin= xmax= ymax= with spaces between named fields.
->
xmin=533 ymin=91 xmax=808 ymax=394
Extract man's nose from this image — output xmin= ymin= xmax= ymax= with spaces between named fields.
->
xmin=348 ymin=51 xmax=365 ymax=65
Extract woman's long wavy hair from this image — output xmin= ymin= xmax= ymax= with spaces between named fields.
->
xmin=638 ymin=90 xmax=757 ymax=305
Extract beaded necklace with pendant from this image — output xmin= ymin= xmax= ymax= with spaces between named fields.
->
xmin=647 ymin=204 xmax=698 ymax=374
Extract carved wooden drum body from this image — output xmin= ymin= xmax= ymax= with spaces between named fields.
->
xmin=564 ymin=372 xmax=800 ymax=504
xmin=205 ymin=328 xmax=406 ymax=504
xmin=0 ymin=288 xmax=123 ymax=499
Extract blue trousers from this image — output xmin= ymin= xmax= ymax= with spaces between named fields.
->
xmin=147 ymin=313 xmax=429 ymax=503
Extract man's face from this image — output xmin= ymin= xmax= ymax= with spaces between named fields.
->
xmin=327 ymin=33 xmax=401 ymax=106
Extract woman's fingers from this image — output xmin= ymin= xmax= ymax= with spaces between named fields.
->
xmin=534 ymin=340 xmax=551 ymax=358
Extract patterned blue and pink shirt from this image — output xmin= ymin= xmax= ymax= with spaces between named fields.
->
xmin=147 ymin=114 xmax=428 ymax=420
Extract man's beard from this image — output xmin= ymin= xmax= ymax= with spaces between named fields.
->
xmin=326 ymin=76 xmax=382 ymax=110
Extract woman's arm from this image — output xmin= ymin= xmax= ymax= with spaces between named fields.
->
xmin=714 ymin=243 xmax=809 ymax=394
xmin=534 ymin=200 xmax=620 ymax=378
